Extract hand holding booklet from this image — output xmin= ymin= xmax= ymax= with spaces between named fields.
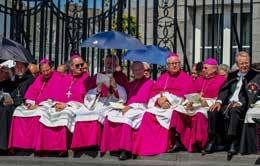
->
xmin=184 ymin=93 xmax=201 ymax=104
xmin=96 ymin=73 xmax=111 ymax=87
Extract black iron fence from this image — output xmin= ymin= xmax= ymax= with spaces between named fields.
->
xmin=0 ymin=0 xmax=253 ymax=77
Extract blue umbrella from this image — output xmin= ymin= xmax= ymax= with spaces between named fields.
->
xmin=81 ymin=31 xmax=146 ymax=50
xmin=122 ymin=45 xmax=170 ymax=65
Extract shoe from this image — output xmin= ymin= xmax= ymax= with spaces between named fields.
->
xmin=167 ymin=139 xmax=184 ymax=153
xmin=202 ymin=142 xmax=216 ymax=155
xmin=228 ymin=142 xmax=238 ymax=155
xmin=119 ymin=151 xmax=131 ymax=160
xmin=226 ymin=142 xmax=238 ymax=161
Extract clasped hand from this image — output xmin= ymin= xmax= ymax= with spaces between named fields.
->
xmin=157 ymin=96 xmax=171 ymax=109
xmin=54 ymin=102 xmax=67 ymax=112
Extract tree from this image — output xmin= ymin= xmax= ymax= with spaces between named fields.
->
xmin=112 ymin=15 xmax=141 ymax=39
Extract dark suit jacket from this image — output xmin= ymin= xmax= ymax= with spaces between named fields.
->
xmin=246 ymin=72 xmax=260 ymax=107
xmin=217 ymin=69 xmax=259 ymax=109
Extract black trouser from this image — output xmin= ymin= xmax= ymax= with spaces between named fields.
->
xmin=0 ymin=105 xmax=15 ymax=150
xmin=208 ymin=106 xmax=246 ymax=143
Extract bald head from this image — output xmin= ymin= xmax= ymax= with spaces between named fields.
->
xmin=131 ymin=61 xmax=145 ymax=80
xmin=166 ymin=55 xmax=181 ymax=75
xmin=28 ymin=64 xmax=39 ymax=77
xmin=104 ymin=55 xmax=119 ymax=73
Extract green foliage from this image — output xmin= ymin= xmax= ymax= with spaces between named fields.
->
xmin=112 ymin=15 xmax=141 ymax=39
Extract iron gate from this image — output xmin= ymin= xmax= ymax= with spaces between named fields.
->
xmin=0 ymin=0 xmax=254 ymax=77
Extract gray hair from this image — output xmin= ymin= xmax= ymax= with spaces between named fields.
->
xmin=105 ymin=54 xmax=119 ymax=65
xmin=235 ymin=51 xmax=250 ymax=63
xmin=218 ymin=64 xmax=230 ymax=73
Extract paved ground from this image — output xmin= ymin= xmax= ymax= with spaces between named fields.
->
xmin=0 ymin=152 xmax=259 ymax=166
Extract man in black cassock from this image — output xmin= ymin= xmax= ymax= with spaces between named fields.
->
xmin=204 ymin=51 xmax=259 ymax=159
xmin=0 ymin=61 xmax=34 ymax=154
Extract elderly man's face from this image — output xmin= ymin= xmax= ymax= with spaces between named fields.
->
xmin=236 ymin=56 xmax=250 ymax=73
xmin=132 ymin=63 xmax=145 ymax=80
xmin=0 ymin=67 xmax=10 ymax=82
xmin=14 ymin=61 xmax=27 ymax=76
xmin=191 ymin=66 xmax=198 ymax=79
xmin=105 ymin=57 xmax=117 ymax=73
xmin=202 ymin=64 xmax=217 ymax=78
xmin=143 ymin=64 xmax=151 ymax=78
xmin=166 ymin=56 xmax=181 ymax=75
xmin=71 ymin=57 xmax=84 ymax=76
xmin=40 ymin=63 xmax=52 ymax=79
xmin=218 ymin=68 xmax=228 ymax=77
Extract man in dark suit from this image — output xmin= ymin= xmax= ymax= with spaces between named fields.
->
xmin=0 ymin=61 xmax=34 ymax=155
xmin=204 ymin=51 xmax=258 ymax=159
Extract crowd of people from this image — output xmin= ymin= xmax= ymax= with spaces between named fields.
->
xmin=0 ymin=51 xmax=259 ymax=161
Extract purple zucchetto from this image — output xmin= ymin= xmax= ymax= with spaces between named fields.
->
xmin=167 ymin=52 xmax=180 ymax=58
xmin=39 ymin=58 xmax=49 ymax=65
xmin=203 ymin=58 xmax=218 ymax=65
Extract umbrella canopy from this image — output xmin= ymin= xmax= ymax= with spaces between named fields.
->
xmin=81 ymin=31 xmax=146 ymax=50
xmin=0 ymin=38 xmax=35 ymax=63
xmin=122 ymin=45 xmax=170 ymax=65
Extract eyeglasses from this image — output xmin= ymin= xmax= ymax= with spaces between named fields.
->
xmin=74 ymin=63 xmax=84 ymax=68
xmin=167 ymin=62 xmax=180 ymax=66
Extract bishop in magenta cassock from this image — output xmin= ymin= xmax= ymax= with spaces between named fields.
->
xmin=34 ymin=55 xmax=88 ymax=155
xmin=8 ymin=59 xmax=62 ymax=153
xmin=70 ymin=54 xmax=128 ymax=155
xmin=170 ymin=58 xmax=226 ymax=152
xmin=100 ymin=61 xmax=154 ymax=160
xmin=132 ymin=53 xmax=193 ymax=156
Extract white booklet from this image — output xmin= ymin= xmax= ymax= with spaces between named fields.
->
xmin=96 ymin=73 xmax=111 ymax=87
xmin=184 ymin=93 xmax=201 ymax=104
xmin=109 ymin=102 xmax=125 ymax=110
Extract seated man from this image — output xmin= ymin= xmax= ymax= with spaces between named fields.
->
xmin=240 ymin=72 xmax=260 ymax=154
xmin=0 ymin=61 xmax=34 ymax=153
xmin=8 ymin=59 xmax=61 ymax=154
xmin=132 ymin=53 xmax=193 ymax=156
xmin=71 ymin=56 xmax=127 ymax=155
xmin=170 ymin=58 xmax=226 ymax=152
xmin=85 ymin=54 xmax=128 ymax=92
xmin=100 ymin=61 xmax=154 ymax=160
xmin=208 ymin=51 xmax=258 ymax=159
xmin=35 ymin=55 xmax=88 ymax=156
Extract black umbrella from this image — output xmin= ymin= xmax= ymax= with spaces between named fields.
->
xmin=0 ymin=38 xmax=35 ymax=63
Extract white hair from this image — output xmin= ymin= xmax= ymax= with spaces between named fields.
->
xmin=235 ymin=51 xmax=250 ymax=63
xmin=105 ymin=54 xmax=119 ymax=65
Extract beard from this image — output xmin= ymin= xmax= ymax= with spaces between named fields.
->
xmin=105 ymin=68 xmax=114 ymax=74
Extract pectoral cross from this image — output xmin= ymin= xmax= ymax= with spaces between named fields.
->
xmin=16 ymin=89 xmax=21 ymax=97
xmin=66 ymin=90 xmax=72 ymax=98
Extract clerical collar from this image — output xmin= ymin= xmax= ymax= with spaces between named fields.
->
xmin=72 ymin=73 xmax=83 ymax=79
xmin=204 ymin=72 xmax=217 ymax=79
xmin=167 ymin=70 xmax=181 ymax=77
xmin=42 ymin=72 xmax=53 ymax=82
